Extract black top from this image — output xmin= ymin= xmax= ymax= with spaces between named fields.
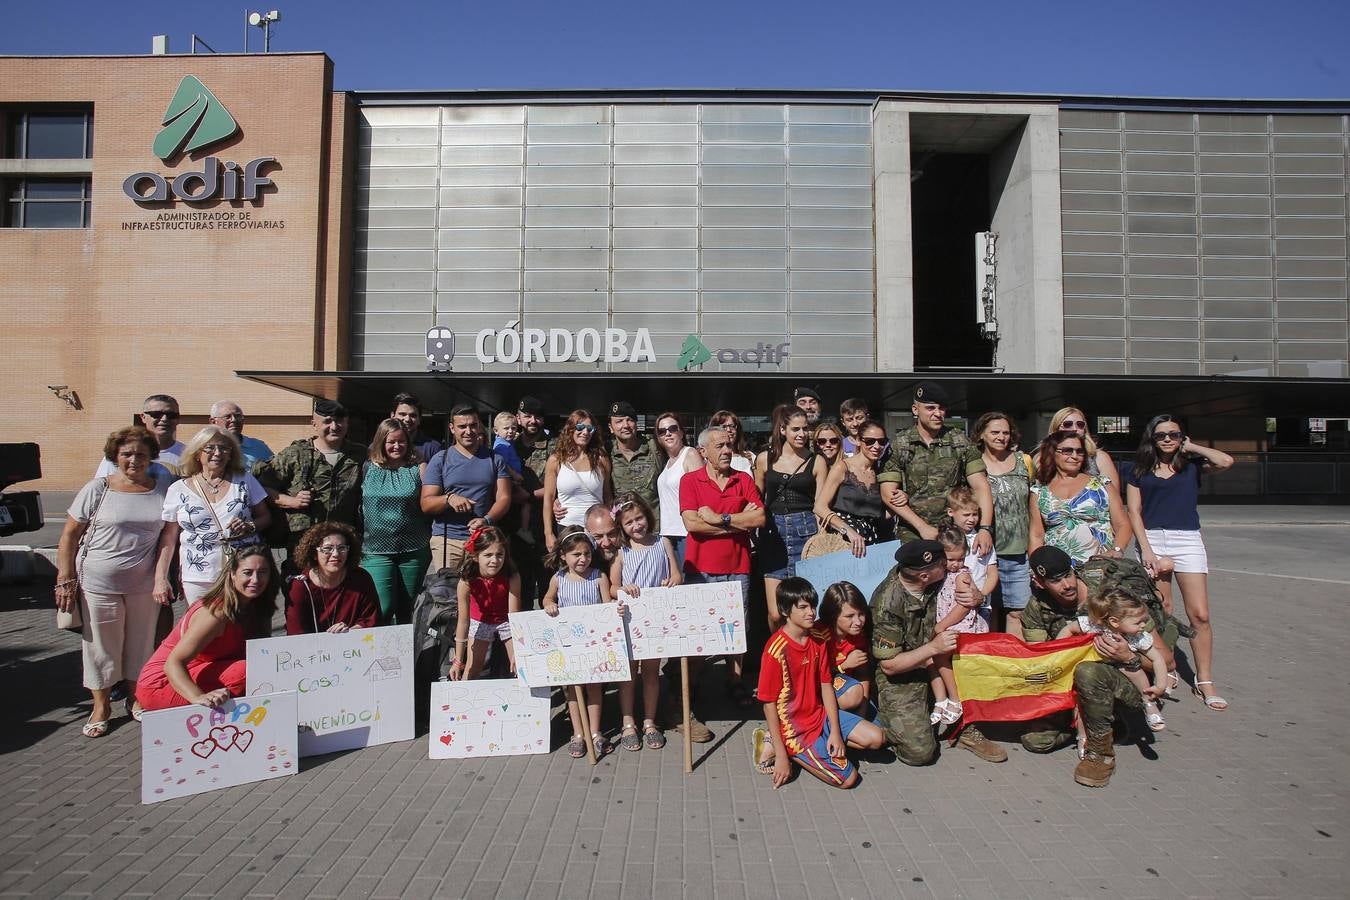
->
xmin=834 ymin=469 xmax=886 ymax=521
xmin=764 ymin=457 xmax=817 ymax=514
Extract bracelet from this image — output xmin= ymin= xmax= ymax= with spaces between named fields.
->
xmin=56 ymin=578 xmax=78 ymax=588
xmin=454 ymin=638 xmax=469 ymax=643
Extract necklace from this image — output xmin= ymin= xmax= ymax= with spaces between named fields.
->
xmin=200 ymin=474 xmax=227 ymax=498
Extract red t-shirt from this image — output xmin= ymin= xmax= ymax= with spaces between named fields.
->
xmin=679 ymin=466 xmax=764 ymax=576
xmin=811 ymin=626 xmax=869 ymax=677
xmin=468 ymin=573 xmax=509 ymax=625
xmin=285 ymin=568 xmax=382 ymax=635
xmin=757 ymin=627 xmax=831 ymax=754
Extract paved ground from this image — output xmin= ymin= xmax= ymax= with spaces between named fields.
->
xmin=1 ymin=508 xmax=1347 ymax=899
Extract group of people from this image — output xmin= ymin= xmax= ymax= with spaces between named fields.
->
xmin=55 ymin=382 xmax=1234 ymax=790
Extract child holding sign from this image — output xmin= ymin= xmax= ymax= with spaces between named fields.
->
xmin=450 ymin=526 xmax=521 ymax=681
xmin=543 ymin=527 xmax=613 ymax=759
xmin=610 ymin=492 xmax=680 ymax=751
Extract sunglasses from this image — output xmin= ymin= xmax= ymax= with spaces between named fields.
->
xmin=859 ymin=436 xmax=886 ymax=447
xmin=816 ymin=437 xmax=840 ymax=446
xmin=1154 ymin=431 xmax=1183 ymax=441
xmin=143 ymin=410 xmax=179 ymax=420
xmin=1060 ymin=419 xmax=1086 ymax=429
xmin=318 ymin=545 xmax=350 ymax=556
xmin=1055 ymin=447 xmax=1087 ymax=457
xmin=574 ymin=423 xmax=596 ymax=434
xmin=655 ymin=425 xmax=681 ymax=436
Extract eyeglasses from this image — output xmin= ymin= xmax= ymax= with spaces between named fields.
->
xmin=815 ymin=437 xmax=840 ymax=446
xmin=1153 ymin=431 xmax=1183 ymax=441
xmin=719 ymin=423 xmax=737 ymax=431
xmin=1061 ymin=419 xmax=1086 ymax=429
xmin=860 ymin=437 xmax=886 ymax=447
xmin=143 ymin=410 xmax=179 ymax=420
xmin=201 ymin=445 xmax=231 ymax=456
xmin=318 ymin=545 xmax=350 ymax=556
xmin=574 ymin=423 xmax=596 ymax=434
xmin=1055 ymin=447 xmax=1087 ymax=457
xmin=655 ymin=424 xmax=681 ymax=436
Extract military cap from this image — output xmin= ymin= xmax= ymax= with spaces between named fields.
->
xmin=895 ymin=539 xmax=945 ymax=569
xmin=313 ymin=398 xmax=348 ymax=418
xmin=517 ymin=396 xmax=545 ymax=415
xmin=912 ymin=381 xmax=949 ymax=406
xmin=609 ymin=400 xmax=637 ymax=419
xmin=1029 ymin=546 xmax=1074 ymax=580
xmin=793 ymin=386 xmax=821 ymax=402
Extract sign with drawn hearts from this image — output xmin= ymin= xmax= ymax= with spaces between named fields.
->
xmin=508 ymin=606 xmax=631 ymax=688
xmin=141 ymin=692 xmax=298 ymax=804
xmin=428 ymin=680 xmax=551 ymax=759
xmin=620 ymin=582 xmax=746 ymax=660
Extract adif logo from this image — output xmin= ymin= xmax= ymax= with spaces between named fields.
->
xmin=153 ymin=76 xmax=239 ymax=161
xmin=678 ymin=334 xmax=789 ymax=371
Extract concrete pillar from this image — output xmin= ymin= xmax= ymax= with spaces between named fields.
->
xmin=872 ymin=102 xmax=913 ymax=372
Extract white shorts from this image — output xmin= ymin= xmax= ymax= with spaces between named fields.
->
xmin=469 ymin=618 xmax=512 ymax=642
xmin=1144 ymin=529 xmax=1208 ymax=574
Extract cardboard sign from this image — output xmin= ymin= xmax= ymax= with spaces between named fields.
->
xmin=428 ymin=679 xmax=552 ymax=759
xmin=246 ymin=625 xmax=415 ymax=756
xmin=795 ymin=540 xmax=902 ymax=605
xmin=508 ymin=605 xmax=631 ymax=688
xmin=141 ymin=692 xmax=298 ymax=804
xmin=620 ymin=582 xmax=746 ymax=660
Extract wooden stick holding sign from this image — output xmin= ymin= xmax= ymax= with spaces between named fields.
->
xmin=575 ymin=684 xmax=598 ymax=766
xmin=620 ymin=581 xmax=746 ymax=775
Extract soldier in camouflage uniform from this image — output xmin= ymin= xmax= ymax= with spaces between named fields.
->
xmin=607 ymin=400 xmax=661 ymax=514
xmin=1019 ymin=546 xmax=1157 ymax=787
xmin=254 ymin=399 xmax=366 ymax=559
xmin=512 ymin=396 xmax=553 ymax=605
xmin=871 ymin=540 xmax=1008 ymax=765
xmin=877 ymin=382 xmax=995 ymax=558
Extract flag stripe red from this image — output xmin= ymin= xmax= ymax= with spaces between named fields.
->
xmin=955 ymin=631 xmax=1095 ymax=660
xmin=960 ymin=691 xmax=1077 ymax=725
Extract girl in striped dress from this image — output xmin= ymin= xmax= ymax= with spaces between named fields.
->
xmin=610 ymin=492 xmax=681 ymax=751
xmin=542 ymin=527 xmax=611 ymax=759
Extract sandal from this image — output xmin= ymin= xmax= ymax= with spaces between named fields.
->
xmin=592 ymin=733 xmax=609 ymax=758
xmin=1192 ymin=681 xmax=1229 ymax=710
xmin=751 ymin=726 xmax=774 ymax=774
xmin=619 ymin=724 xmax=642 ymax=752
xmin=567 ymin=736 xmax=586 ymax=759
xmin=939 ymin=698 xmax=964 ymax=726
xmin=643 ymin=724 xmax=666 ymax=750
xmin=1144 ymin=701 xmax=1166 ymax=732
xmin=728 ymin=681 xmax=756 ymax=710
xmin=82 ymin=720 xmax=110 ymax=739
xmin=1164 ymin=670 xmax=1180 ymax=699
xmin=126 ymin=699 xmax=143 ymax=722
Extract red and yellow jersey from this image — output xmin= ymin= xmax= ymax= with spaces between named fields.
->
xmin=812 ymin=625 xmax=869 ymax=677
xmin=757 ymin=628 xmax=831 ymax=754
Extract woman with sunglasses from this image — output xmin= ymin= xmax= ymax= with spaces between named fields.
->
xmin=1126 ymin=415 xmax=1233 ymax=711
xmin=1028 ymin=431 xmax=1128 ymax=566
xmin=707 ymin=410 xmax=755 ymax=474
xmin=1048 ymin=407 xmax=1124 ymax=507
xmin=654 ymin=412 xmax=703 ymax=569
xmin=284 ymin=522 xmax=381 ymax=635
xmin=814 ymin=420 xmax=897 ymax=557
xmin=543 ymin=409 xmax=613 ymax=552
xmin=811 ymin=421 xmax=845 ymax=467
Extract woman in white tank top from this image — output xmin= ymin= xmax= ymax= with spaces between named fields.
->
xmin=654 ymin=413 xmax=703 ymax=566
xmin=543 ymin=409 xmax=613 ymax=551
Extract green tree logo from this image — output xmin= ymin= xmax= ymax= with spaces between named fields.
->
xmin=152 ymin=75 xmax=239 ymax=161
xmin=677 ymin=334 xmax=712 ymax=371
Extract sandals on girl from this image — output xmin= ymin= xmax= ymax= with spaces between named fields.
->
xmin=619 ymin=724 xmax=643 ymax=752
xmin=643 ymin=725 xmax=666 ymax=750
xmin=929 ymin=698 xmax=963 ymax=726
xmin=567 ymin=736 xmax=586 ymax=759
xmin=1193 ymin=681 xmax=1229 ymax=710
xmin=1144 ymin=701 xmax=1166 ymax=732
xmin=1164 ymin=670 xmax=1180 ymax=699
xmin=82 ymin=720 xmax=110 ymax=739
xmin=592 ymin=733 xmax=609 ymax=759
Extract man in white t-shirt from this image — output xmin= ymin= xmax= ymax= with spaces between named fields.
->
xmin=96 ymin=394 xmax=185 ymax=477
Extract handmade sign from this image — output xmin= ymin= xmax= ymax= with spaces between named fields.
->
xmin=508 ymin=606 xmax=630 ymax=688
xmin=141 ymin=692 xmax=298 ymax=804
xmin=795 ymin=540 xmax=902 ymax=605
xmin=428 ymin=679 xmax=552 ymax=759
xmin=619 ymin=582 xmax=746 ymax=660
xmin=246 ymin=625 xmax=415 ymax=756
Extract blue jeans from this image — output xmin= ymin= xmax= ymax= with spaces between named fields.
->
xmin=760 ymin=510 xmax=818 ymax=579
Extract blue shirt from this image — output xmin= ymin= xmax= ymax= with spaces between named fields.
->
xmin=424 ymin=445 xmax=510 ymax=539
xmin=1125 ymin=462 xmax=1203 ymax=532
xmin=492 ymin=436 xmax=524 ymax=476
xmin=415 ymin=435 xmax=443 ymax=464
xmin=239 ymin=434 xmax=274 ymax=469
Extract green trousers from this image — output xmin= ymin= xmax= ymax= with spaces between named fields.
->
xmin=360 ymin=547 xmax=432 ymax=626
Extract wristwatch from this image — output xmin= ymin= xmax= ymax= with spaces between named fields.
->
xmin=1121 ymin=654 xmax=1143 ymax=673
xmin=483 ymin=515 xmax=495 ymax=526
xmin=977 ymin=524 xmax=993 ymax=533
xmin=721 ymin=513 xmax=732 ymax=529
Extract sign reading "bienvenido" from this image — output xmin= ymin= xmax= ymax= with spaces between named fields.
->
xmin=120 ymin=76 xmax=285 ymax=231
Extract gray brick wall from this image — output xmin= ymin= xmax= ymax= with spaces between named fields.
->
xmin=1060 ymin=109 xmax=1349 ymax=377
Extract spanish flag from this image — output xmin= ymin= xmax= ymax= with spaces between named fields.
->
xmin=953 ymin=633 xmax=1101 ymax=724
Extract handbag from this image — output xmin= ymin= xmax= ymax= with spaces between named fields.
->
xmin=58 ymin=477 xmax=110 ymax=633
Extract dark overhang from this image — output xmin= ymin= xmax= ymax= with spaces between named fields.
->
xmin=238 ymin=370 xmax=1350 ymax=420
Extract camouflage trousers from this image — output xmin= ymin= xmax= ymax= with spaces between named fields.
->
xmin=1020 ymin=661 xmax=1144 ymax=752
xmin=875 ymin=675 xmax=937 ymax=766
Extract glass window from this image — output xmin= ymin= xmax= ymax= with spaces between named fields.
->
xmin=2 ymin=178 xmax=91 ymax=228
xmin=5 ymin=108 xmax=93 ymax=159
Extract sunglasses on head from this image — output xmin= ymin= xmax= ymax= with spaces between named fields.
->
xmin=1060 ymin=419 xmax=1086 ymax=429
xmin=575 ymin=422 xmax=596 ymax=434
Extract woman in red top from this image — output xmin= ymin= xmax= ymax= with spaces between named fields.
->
xmin=449 ymin=526 xmax=521 ymax=680
xmin=812 ymin=581 xmax=873 ymax=713
xmin=136 ymin=545 xmax=279 ymax=711
xmin=284 ymin=522 xmax=382 ymax=635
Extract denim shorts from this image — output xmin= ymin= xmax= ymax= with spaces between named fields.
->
xmin=995 ymin=553 xmax=1032 ymax=611
xmin=759 ymin=510 xmax=818 ymax=579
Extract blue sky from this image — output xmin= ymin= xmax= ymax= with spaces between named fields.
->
xmin=4 ymin=0 xmax=1348 ymax=97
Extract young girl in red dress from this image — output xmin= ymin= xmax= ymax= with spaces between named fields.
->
xmin=449 ymin=526 xmax=521 ymax=680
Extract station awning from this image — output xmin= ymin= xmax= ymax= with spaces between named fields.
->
xmin=237 ymin=370 xmax=1350 ymax=419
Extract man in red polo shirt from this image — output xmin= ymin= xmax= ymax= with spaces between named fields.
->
xmin=680 ymin=426 xmax=766 ymax=709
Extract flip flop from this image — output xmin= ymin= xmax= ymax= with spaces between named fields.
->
xmin=82 ymin=720 xmax=110 ymax=739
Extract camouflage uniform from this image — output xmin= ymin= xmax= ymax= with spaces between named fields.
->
xmin=516 ymin=434 xmax=554 ymax=496
xmin=876 ymin=426 xmax=985 ymax=542
xmin=870 ymin=568 xmax=941 ymax=765
xmin=253 ymin=438 xmax=365 ymax=552
xmin=1018 ymin=585 xmax=1144 ymax=752
xmin=609 ymin=436 xmax=661 ymax=513
xmin=513 ymin=433 xmax=554 ymax=605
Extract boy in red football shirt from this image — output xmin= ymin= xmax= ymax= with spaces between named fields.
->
xmin=756 ymin=577 xmax=885 ymax=789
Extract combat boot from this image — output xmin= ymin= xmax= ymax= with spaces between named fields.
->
xmin=956 ymin=726 xmax=1007 ymax=763
xmin=1074 ymin=733 xmax=1116 ymax=787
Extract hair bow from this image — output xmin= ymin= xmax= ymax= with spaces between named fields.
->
xmin=465 ymin=526 xmax=489 ymax=556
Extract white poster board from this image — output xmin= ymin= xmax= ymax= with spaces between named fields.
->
xmin=620 ymin=582 xmax=746 ymax=660
xmin=508 ymin=605 xmax=631 ymax=688
xmin=246 ymin=625 xmax=415 ymax=756
xmin=141 ymin=692 xmax=298 ymax=804
xmin=428 ymin=679 xmax=552 ymax=759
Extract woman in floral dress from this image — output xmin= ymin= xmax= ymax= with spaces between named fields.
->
xmin=1027 ymin=430 xmax=1129 ymax=566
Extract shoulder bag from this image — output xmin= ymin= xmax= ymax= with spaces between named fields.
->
xmin=58 ymin=477 xmax=110 ymax=632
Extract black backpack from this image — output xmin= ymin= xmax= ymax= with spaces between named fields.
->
xmin=411 ymin=565 xmax=459 ymax=721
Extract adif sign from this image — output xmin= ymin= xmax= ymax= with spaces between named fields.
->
xmin=474 ymin=325 xmax=655 ymax=365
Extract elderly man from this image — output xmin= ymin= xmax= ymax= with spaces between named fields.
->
xmin=209 ymin=400 xmax=273 ymax=469
xmin=681 ymin=426 xmax=766 ymax=710
xmin=1019 ymin=546 xmax=1157 ymax=788
xmin=870 ymin=540 xmax=1007 ymax=765
xmin=419 ymin=405 xmax=512 ymax=572
xmin=96 ymin=393 xmax=184 ymax=476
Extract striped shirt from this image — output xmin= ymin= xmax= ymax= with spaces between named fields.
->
xmin=616 ymin=539 xmax=670 ymax=589
xmin=555 ymin=569 xmax=602 ymax=608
